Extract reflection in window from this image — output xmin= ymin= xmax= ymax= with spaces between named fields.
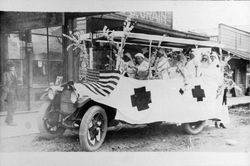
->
xmin=10 ymin=60 xmax=28 ymax=86
xmin=49 ymin=36 xmax=62 ymax=60
xmin=30 ymin=26 xmax=63 ymax=85
xmin=32 ymin=34 xmax=47 ymax=60
xmin=31 ymin=28 xmax=47 ymax=35
xmin=32 ymin=60 xmax=48 ymax=84
xmin=49 ymin=61 xmax=63 ymax=83
xmin=48 ymin=26 xmax=62 ymax=36
xmin=7 ymin=33 xmax=26 ymax=59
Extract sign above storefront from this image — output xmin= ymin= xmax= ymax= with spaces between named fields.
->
xmin=1 ymin=12 xmax=63 ymax=31
xmin=122 ymin=11 xmax=173 ymax=29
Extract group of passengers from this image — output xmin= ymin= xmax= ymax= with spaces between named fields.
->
xmin=119 ymin=48 xmax=222 ymax=81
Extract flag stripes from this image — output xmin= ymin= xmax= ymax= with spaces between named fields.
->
xmin=82 ymin=69 xmax=120 ymax=96
xmin=95 ymin=82 xmax=115 ymax=90
xmin=98 ymin=80 xmax=118 ymax=85
xmin=82 ymin=83 xmax=98 ymax=95
xmin=91 ymin=82 xmax=111 ymax=94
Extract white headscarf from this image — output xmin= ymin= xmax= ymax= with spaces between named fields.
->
xmin=135 ymin=53 xmax=145 ymax=59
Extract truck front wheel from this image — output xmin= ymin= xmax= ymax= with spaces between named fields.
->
xmin=37 ymin=101 xmax=66 ymax=139
xmin=79 ymin=106 xmax=108 ymax=151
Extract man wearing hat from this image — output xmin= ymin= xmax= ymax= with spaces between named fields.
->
xmin=1 ymin=61 xmax=18 ymax=126
xmin=134 ymin=53 xmax=149 ymax=80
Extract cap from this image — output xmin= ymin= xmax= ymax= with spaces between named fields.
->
xmin=158 ymin=48 xmax=166 ymax=55
xmin=124 ymin=52 xmax=132 ymax=59
xmin=135 ymin=53 xmax=144 ymax=58
xmin=7 ymin=61 xmax=15 ymax=68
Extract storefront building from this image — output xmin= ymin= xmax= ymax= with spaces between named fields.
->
xmin=0 ymin=12 xmax=209 ymax=111
xmin=218 ymin=24 xmax=250 ymax=96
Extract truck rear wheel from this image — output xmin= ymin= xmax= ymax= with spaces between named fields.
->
xmin=79 ymin=106 xmax=108 ymax=151
xmin=182 ymin=120 xmax=206 ymax=135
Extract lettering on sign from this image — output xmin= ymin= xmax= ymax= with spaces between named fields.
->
xmin=122 ymin=11 xmax=173 ymax=29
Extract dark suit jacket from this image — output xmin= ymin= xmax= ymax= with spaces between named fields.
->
xmin=2 ymin=71 xmax=18 ymax=93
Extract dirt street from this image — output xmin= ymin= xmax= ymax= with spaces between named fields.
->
xmin=0 ymin=108 xmax=250 ymax=152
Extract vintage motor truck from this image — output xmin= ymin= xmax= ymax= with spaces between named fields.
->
xmin=37 ymin=31 xmax=229 ymax=151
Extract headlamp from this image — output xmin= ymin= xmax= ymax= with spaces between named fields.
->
xmin=70 ymin=91 xmax=78 ymax=103
xmin=48 ymin=89 xmax=55 ymax=100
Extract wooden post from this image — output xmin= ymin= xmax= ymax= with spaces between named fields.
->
xmin=0 ymin=32 xmax=4 ymax=111
xmin=89 ymin=47 xmax=93 ymax=69
xmin=26 ymin=30 xmax=32 ymax=111
xmin=62 ymin=18 xmax=68 ymax=82
xmin=148 ymin=40 xmax=152 ymax=79
xmin=219 ymin=47 xmax=223 ymax=60
xmin=67 ymin=18 xmax=74 ymax=81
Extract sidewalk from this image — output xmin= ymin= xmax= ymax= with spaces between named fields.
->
xmin=0 ymin=111 xmax=39 ymax=139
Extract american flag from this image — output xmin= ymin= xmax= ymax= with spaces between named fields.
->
xmin=81 ymin=69 xmax=121 ymax=96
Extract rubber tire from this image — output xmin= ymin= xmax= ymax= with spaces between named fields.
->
xmin=37 ymin=101 xmax=66 ymax=139
xmin=182 ymin=120 xmax=206 ymax=135
xmin=79 ymin=106 xmax=108 ymax=152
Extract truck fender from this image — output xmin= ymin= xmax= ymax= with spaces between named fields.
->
xmin=77 ymin=96 xmax=91 ymax=108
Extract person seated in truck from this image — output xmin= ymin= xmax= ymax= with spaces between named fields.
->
xmin=122 ymin=52 xmax=136 ymax=78
xmin=199 ymin=53 xmax=211 ymax=76
xmin=168 ymin=51 xmax=187 ymax=80
xmin=182 ymin=49 xmax=202 ymax=83
xmin=133 ymin=53 xmax=150 ymax=80
xmin=154 ymin=48 xmax=170 ymax=80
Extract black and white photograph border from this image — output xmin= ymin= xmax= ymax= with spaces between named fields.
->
xmin=0 ymin=0 xmax=250 ymax=166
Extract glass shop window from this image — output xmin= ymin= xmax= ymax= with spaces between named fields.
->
xmin=48 ymin=26 xmax=63 ymax=83
xmin=48 ymin=61 xmax=63 ymax=83
xmin=31 ymin=26 xmax=63 ymax=86
xmin=6 ymin=33 xmax=27 ymax=86
xmin=31 ymin=34 xmax=47 ymax=60
xmin=7 ymin=33 xmax=26 ymax=59
xmin=32 ymin=60 xmax=48 ymax=84
xmin=31 ymin=28 xmax=48 ymax=85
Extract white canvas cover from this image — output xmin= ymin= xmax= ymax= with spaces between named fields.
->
xmin=74 ymin=70 xmax=229 ymax=125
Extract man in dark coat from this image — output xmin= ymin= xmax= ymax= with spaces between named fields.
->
xmin=1 ymin=61 xmax=18 ymax=126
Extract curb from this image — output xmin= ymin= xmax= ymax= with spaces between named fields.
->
xmin=0 ymin=110 xmax=39 ymax=117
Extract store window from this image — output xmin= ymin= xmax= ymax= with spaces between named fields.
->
xmin=31 ymin=26 xmax=63 ymax=86
xmin=7 ymin=33 xmax=27 ymax=86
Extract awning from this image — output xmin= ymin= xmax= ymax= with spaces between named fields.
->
xmin=91 ymin=13 xmax=210 ymax=41
xmin=222 ymin=48 xmax=250 ymax=60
